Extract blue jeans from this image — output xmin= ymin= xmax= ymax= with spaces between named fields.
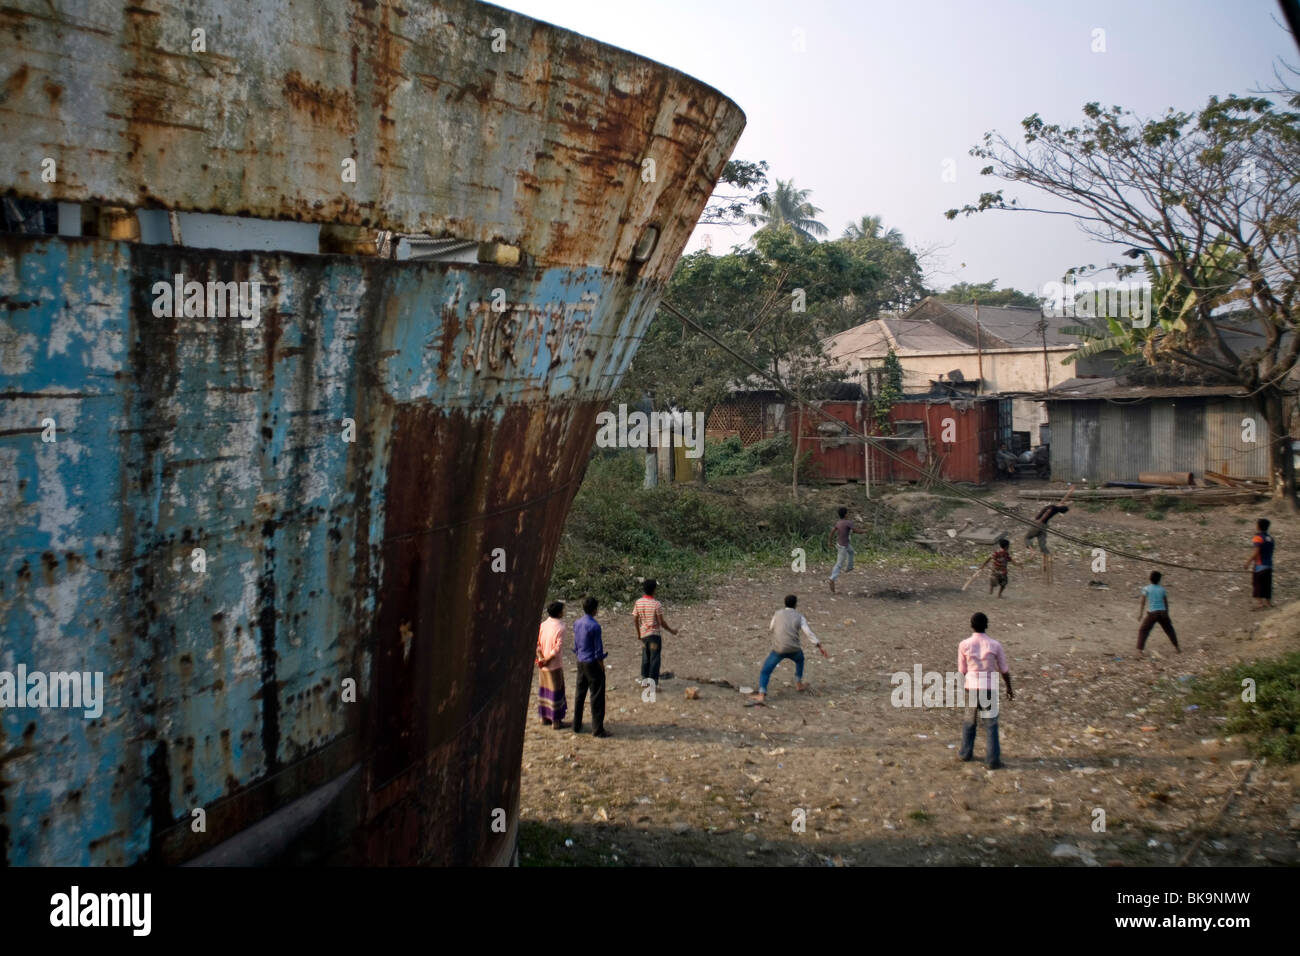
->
xmin=759 ymin=650 xmax=804 ymax=693
xmin=959 ymin=698 xmax=1001 ymax=767
xmin=830 ymin=544 xmax=854 ymax=580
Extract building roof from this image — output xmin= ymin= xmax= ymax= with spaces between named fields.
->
xmin=824 ymin=297 xmax=1079 ymax=366
xmin=824 ymin=315 xmax=970 ymax=358
xmin=939 ymin=303 xmax=1080 ymax=347
xmin=1035 ymin=376 xmax=1251 ymax=401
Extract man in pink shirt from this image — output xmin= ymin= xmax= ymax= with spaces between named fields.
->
xmin=957 ymin=612 xmax=1013 ymax=769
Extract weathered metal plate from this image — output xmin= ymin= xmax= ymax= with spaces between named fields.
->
xmin=1 ymin=0 xmax=744 ymax=279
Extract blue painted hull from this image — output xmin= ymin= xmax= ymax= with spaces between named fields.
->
xmin=0 ymin=238 xmax=654 ymax=864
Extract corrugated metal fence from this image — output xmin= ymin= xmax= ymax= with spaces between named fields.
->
xmin=1049 ymin=397 xmax=1269 ymax=482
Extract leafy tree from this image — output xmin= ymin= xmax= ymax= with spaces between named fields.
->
xmin=748 ymin=179 xmax=828 ymax=242
xmin=936 ymin=280 xmax=1042 ymax=309
xmin=836 ymin=230 xmax=927 ymax=321
xmin=947 ymin=92 xmax=1300 ymax=503
xmin=698 ymin=159 xmax=770 ymax=227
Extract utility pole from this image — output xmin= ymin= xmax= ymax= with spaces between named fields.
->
xmin=1037 ymin=317 xmax=1050 ymax=393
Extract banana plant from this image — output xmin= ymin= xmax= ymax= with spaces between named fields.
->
xmin=1062 ymin=235 xmax=1248 ymax=369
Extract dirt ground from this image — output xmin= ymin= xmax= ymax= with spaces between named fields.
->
xmin=519 ymin=482 xmax=1300 ymax=866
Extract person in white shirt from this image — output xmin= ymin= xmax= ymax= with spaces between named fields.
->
xmin=750 ymin=595 xmax=828 ymax=703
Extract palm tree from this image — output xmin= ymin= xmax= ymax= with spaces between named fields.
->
xmin=748 ymin=179 xmax=828 ymax=242
xmin=842 ymin=214 xmax=904 ymax=246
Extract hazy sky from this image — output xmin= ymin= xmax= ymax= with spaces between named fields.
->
xmin=501 ymin=0 xmax=1295 ymax=295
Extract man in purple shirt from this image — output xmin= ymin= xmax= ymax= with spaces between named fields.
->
xmin=572 ymin=597 xmax=610 ymax=737
xmin=828 ymin=506 xmax=865 ymax=593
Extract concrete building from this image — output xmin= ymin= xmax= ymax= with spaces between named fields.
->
xmin=824 ymin=297 xmax=1079 ymax=447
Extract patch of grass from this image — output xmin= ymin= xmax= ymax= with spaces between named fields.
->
xmin=1189 ymin=652 xmax=1300 ymax=763
xmin=517 ymin=821 xmax=609 ymax=866
xmin=551 ymin=452 xmax=840 ymax=607
xmin=1144 ymin=510 xmax=1166 ymax=521
xmin=931 ymin=498 xmax=961 ymax=522
xmin=908 ymin=809 xmax=933 ymax=823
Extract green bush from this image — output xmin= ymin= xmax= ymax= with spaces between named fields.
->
xmin=704 ymin=435 xmax=748 ymax=476
xmin=761 ymin=499 xmax=826 ymax=541
xmin=1190 ymin=652 xmax=1300 ymax=763
xmin=704 ymin=433 xmax=792 ymax=477
xmin=658 ymin=488 xmax=744 ymax=550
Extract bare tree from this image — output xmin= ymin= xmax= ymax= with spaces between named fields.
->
xmin=947 ymin=92 xmax=1300 ymax=503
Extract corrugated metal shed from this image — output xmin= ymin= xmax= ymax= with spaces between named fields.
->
xmin=1048 ymin=396 xmax=1267 ymax=482
xmin=1207 ymin=398 xmax=1270 ymax=477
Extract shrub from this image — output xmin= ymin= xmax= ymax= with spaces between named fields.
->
xmin=658 ymin=489 xmax=744 ymax=550
xmin=772 ymin=449 xmax=822 ymax=487
xmin=1191 ymin=653 xmax=1300 ymax=763
xmin=704 ymin=433 xmax=793 ymax=477
xmin=761 ymin=500 xmax=826 ymax=540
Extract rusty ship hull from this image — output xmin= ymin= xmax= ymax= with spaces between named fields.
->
xmin=0 ymin=0 xmax=743 ymax=864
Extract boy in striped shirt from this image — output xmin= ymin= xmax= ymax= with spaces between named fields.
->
xmin=977 ymin=538 xmax=1016 ymax=598
xmin=633 ymin=578 xmax=678 ymax=687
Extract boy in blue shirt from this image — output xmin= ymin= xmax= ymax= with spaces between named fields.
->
xmin=1136 ymin=571 xmax=1179 ymax=655
xmin=1246 ymin=517 xmax=1275 ymax=610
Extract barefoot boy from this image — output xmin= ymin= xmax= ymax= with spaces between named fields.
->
xmin=750 ymin=595 xmax=828 ymax=704
xmin=1136 ymin=570 xmax=1180 ymax=655
xmin=828 ymin=507 xmax=866 ymax=593
xmin=957 ymin=612 xmax=1013 ymax=769
xmin=1246 ymin=518 xmax=1275 ymax=610
xmin=977 ymin=538 xmax=1016 ymax=597
xmin=1024 ymin=485 xmax=1073 ymax=583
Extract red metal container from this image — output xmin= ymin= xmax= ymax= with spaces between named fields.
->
xmin=796 ymin=399 xmax=997 ymax=485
